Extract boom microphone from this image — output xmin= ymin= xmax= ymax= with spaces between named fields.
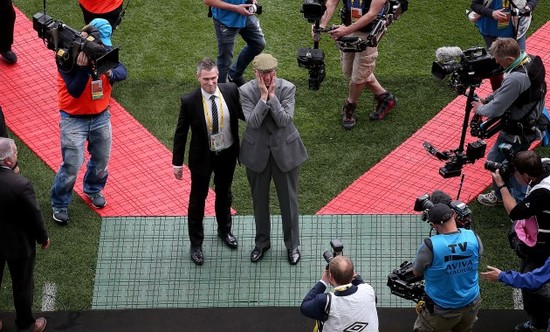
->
xmin=431 ymin=190 xmax=452 ymax=205
xmin=435 ymin=46 xmax=463 ymax=63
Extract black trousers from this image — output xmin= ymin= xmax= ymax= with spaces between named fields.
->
xmin=187 ymin=147 xmax=237 ymax=247
xmin=0 ymin=254 xmax=36 ymax=330
xmin=0 ymin=0 xmax=15 ymax=53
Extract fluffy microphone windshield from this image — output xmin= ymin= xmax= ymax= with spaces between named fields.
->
xmin=435 ymin=46 xmax=463 ymax=63
xmin=431 ymin=190 xmax=453 ymax=205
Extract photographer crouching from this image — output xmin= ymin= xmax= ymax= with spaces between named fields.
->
xmin=51 ymin=19 xmax=127 ymax=224
xmin=491 ymin=150 xmax=550 ymax=332
xmin=471 ymin=37 xmax=546 ymax=206
xmin=300 ymin=255 xmax=379 ymax=332
xmin=412 ymin=203 xmax=483 ymax=332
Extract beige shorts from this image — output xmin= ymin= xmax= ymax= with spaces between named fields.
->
xmin=340 ymin=31 xmax=379 ymax=84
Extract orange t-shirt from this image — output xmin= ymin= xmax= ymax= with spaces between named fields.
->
xmin=58 ymin=73 xmax=112 ymax=115
xmin=79 ymin=0 xmax=123 ymax=14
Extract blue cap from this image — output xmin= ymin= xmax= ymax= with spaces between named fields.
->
xmin=89 ymin=18 xmax=112 ymax=47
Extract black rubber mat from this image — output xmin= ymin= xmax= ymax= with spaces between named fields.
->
xmin=0 ymin=307 xmax=529 ymax=331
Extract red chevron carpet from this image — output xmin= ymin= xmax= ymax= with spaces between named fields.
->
xmin=1 ymin=8 xmax=548 ymax=216
xmin=0 ymin=8 xmax=216 ymax=217
xmin=318 ymin=21 xmax=550 ymax=215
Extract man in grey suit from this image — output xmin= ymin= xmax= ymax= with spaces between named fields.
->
xmin=239 ymin=53 xmax=308 ymax=265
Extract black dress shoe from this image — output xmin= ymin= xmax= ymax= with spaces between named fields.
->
xmin=250 ymin=246 xmax=270 ymax=263
xmin=219 ymin=232 xmax=238 ymax=249
xmin=190 ymin=246 xmax=204 ymax=266
xmin=1 ymin=50 xmax=17 ymax=64
xmin=288 ymin=248 xmax=301 ymax=265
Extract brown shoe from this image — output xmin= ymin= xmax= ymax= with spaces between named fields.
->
xmin=32 ymin=317 xmax=47 ymax=332
xmin=0 ymin=319 xmax=3 ymax=331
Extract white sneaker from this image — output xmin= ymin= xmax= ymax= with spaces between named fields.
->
xmin=477 ymin=191 xmax=503 ymax=206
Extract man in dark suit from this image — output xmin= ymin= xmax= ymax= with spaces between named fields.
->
xmin=0 ymin=137 xmax=50 ymax=332
xmin=239 ymin=53 xmax=308 ymax=265
xmin=0 ymin=105 xmax=7 ymax=137
xmin=172 ymin=58 xmax=243 ymax=266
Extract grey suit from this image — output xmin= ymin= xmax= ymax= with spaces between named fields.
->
xmin=239 ymin=78 xmax=308 ymax=250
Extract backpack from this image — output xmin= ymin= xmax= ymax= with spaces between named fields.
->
xmin=503 ymin=55 xmax=547 ymax=136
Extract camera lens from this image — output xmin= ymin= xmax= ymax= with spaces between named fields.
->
xmin=484 ymin=160 xmax=502 ymax=172
xmin=323 ymin=250 xmax=333 ymax=263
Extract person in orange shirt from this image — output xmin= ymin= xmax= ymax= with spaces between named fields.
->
xmin=51 ymin=19 xmax=127 ymax=225
xmin=79 ymin=0 xmax=124 ymax=29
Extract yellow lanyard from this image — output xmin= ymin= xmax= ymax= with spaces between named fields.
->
xmin=202 ymin=91 xmax=224 ymax=133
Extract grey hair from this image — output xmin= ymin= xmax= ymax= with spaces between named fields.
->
xmin=0 ymin=137 xmax=15 ymax=163
xmin=196 ymin=58 xmax=217 ymax=76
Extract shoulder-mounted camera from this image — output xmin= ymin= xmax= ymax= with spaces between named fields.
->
xmin=33 ymin=12 xmax=119 ymax=75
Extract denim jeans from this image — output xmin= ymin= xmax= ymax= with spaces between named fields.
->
xmin=51 ymin=110 xmax=112 ymax=209
xmin=487 ymin=132 xmax=531 ymax=200
xmin=213 ymin=15 xmax=265 ymax=83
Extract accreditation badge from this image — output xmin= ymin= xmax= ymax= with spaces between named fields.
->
xmin=210 ymin=132 xmax=225 ymax=152
xmin=351 ymin=7 xmax=363 ymax=22
xmin=91 ymin=79 xmax=104 ymax=100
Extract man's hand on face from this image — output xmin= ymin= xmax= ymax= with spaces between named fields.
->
xmin=256 ymin=71 xmax=269 ymax=101
xmin=268 ymin=71 xmax=276 ymax=98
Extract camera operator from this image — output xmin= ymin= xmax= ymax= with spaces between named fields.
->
xmin=490 ymin=150 xmax=550 ymax=332
xmin=316 ymin=0 xmax=396 ymax=129
xmin=472 ymin=37 xmax=546 ymax=206
xmin=51 ymin=19 xmax=127 ymax=225
xmin=300 ymin=255 xmax=379 ymax=332
xmin=204 ymin=0 xmax=265 ymax=87
xmin=412 ymin=203 xmax=483 ymax=332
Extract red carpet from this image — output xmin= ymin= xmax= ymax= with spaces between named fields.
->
xmin=1 ymin=9 xmax=548 ymax=217
xmin=0 ymin=8 xmax=217 ymax=217
xmin=318 ymin=21 xmax=550 ymax=215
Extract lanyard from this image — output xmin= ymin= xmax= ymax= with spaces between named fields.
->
xmin=504 ymin=51 xmax=529 ymax=74
xmin=202 ymin=91 xmax=225 ymax=133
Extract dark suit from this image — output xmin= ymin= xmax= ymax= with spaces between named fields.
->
xmin=172 ymin=83 xmax=242 ymax=247
xmin=0 ymin=167 xmax=48 ymax=330
xmin=0 ymin=105 xmax=7 ymax=137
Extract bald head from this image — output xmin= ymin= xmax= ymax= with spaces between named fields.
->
xmin=328 ymin=255 xmax=354 ymax=285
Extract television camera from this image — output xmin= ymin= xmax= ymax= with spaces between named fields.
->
xmin=297 ymin=0 xmax=409 ymax=90
xmin=387 ymin=261 xmax=425 ymax=302
xmin=33 ymin=12 xmax=119 ymax=75
xmin=424 ymin=46 xmax=503 ymax=178
xmin=414 ymin=192 xmax=473 ymax=230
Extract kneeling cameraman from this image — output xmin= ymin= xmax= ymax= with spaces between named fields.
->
xmin=492 ymin=150 xmax=550 ymax=332
xmin=413 ymin=203 xmax=483 ymax=332
xmin=300 ymin=255 xmax=378 ymax=332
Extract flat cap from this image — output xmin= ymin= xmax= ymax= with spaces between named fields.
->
xmin=428 ymin=203 xmax=454 ymax=224
xmin=253 ymin=53 xmax=278 ymax=71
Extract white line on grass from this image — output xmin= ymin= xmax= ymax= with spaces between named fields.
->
xmin=41 ymin=282 xmax=57 ymax=312
xmin=513 ymin=288 xmax=524 ymax=310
